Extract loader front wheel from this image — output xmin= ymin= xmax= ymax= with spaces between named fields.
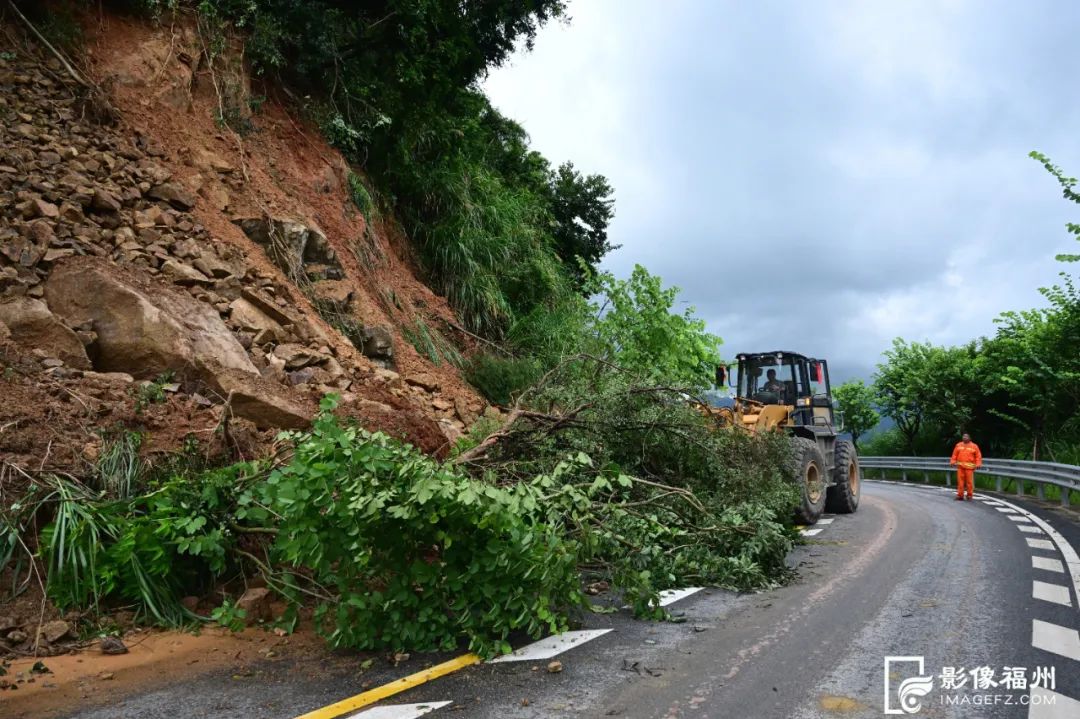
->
xmin=826 ymin=440 xmax=860 ymax=514
xmin=793 ymin=438 xmax=827 ymax=525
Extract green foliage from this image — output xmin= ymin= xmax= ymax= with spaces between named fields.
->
xmin=210 ymin=598 xmax=247 ymax=632
xmin=833 ymin=380 xmax=880 ymax=448
xmin=95 ymin=429 xmax=145 ymax=499
xmin=347 ymin=171 xmax=375 ymax=221
xmin=259 ymin=396 xmax=583 ymax=657
xmin=464 ymin=353 xmax=542 ymax=406
xmin=584 ymin=265 xmax=723 ymax=390
xmin=462 ymin=356 xmax=799 ymax=606
xmin=547 ymin=163 xmax=617 ymax=288
xmin=401 ymin=318 xmax=463 ymax=368
xmin=179 ymin=1 xmax=611 ymax=337
xmin=134 ymin=372 xmax=174 ymax=414
xmin=40 ymin=464 xmax=260 ymax=624
xmin=1030 ymin=151 xmax=1080 ymax=263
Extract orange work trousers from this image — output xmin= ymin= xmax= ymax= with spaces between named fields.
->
xmin=956 ymin=468 xmax=974 ymax=498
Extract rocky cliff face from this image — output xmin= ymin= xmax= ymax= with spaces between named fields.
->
xmin=0 ymin=14 xmax=490 ymax=472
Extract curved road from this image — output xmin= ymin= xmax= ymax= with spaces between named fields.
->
xmin=63 ymin=481 xmax=1080 ymax=719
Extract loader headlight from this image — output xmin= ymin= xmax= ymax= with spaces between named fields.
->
xmin=796 ymin=398 xmax=810 ymax=407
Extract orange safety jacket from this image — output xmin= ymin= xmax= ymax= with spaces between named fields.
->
xmin=950 ymin=441 xmax=983 ymax=470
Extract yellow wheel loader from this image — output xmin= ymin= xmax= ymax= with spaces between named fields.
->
xmin=712 ymin=351 xmax=859 ymax=525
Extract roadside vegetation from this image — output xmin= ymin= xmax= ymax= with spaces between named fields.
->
xmin=1 ymin=0 xmax=804 ymax=658
xmin=863 ymin=152 xmax=1080 ymax=462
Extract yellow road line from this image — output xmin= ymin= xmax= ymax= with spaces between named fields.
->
xmin=294 ymin=653 xmax=481 ymax=719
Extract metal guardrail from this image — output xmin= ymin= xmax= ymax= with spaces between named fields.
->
xmin=860 ymin=456 xmax=1080 ymax=508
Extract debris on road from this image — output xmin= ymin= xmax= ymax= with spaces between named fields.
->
xmin=99 ymin=636 xmax=128 ymax=655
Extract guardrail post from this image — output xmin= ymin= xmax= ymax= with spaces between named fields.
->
xmin=1064 ymin=490 xmax=1072 ymax=509
xmin=902 ymin=470 xmax=907 ymax=483
xmin=1036 ymin=483 xmax=1045 ymax=500
xmin=1016 ymin=478 xmax=1024 ymax=497
xmin=945 ymin=471 xmax=951 ymax=488
xmin=923 ymin=471 xmax=929 ymax=484
xmin=995 ymin=476 xmax=1002 ymax=492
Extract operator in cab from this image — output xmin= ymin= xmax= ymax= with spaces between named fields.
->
xmin=762 ymin=369 xmax=784 ymax=393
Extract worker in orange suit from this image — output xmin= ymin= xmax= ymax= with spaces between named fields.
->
xmin=950 ymin=433 xmax=982 ymax=501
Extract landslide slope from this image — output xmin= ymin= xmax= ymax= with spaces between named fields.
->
xmin=0 ymin=12 xmax=490 ymax=473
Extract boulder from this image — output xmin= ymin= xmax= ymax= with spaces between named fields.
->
xmin=360 ymin=325 xmax=394 ymax=360
xmin=235 ymin=587 xmax=272 ymax=623
xmin=0 ymin=297 xmax=91 ymax=369
xmin=148 ymin=182 xmax=196 ymax=210
xmin=272 ymin=342 xmax=319 ymax=370
xmin=229 ymin=297 xmax=284 ymax=339
xmin=44 ymin=257 xmax=258 ymax=383
xmin=405 ymin=372 xmax=439 ymax=392
xmin=234 ymin=216 xmax=341 ymax=278
xmin=218 ymin=368 xmax=311 ymax=429
xmin=91 ymin=188 xmax=122 ymax=213
xmin=38 ymin=620 xmax=72 ymax=644
xmin=310 ymin=280 xmax=354 ymax=313
xmin=160 ymin=259 xmax=211 ymax=286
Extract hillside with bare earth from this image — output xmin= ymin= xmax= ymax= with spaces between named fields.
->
xmin=0 ymin=7 xmax=807 ymax=716
xmin=0 ymin=10 xmax=491 ymax=481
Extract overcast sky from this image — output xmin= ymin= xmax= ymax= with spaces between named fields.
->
xmin=483 ymin=0 xmax=1080 ymax=382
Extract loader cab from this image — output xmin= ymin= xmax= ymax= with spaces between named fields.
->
xmin=730 ymin=352 xmax=838 ymax=430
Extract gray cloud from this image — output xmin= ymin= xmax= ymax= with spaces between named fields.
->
xmin=484 ymin=0 xmax=1080 ymax=383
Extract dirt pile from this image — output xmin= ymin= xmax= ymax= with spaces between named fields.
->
xmin=0 ymin=15 xmax=492 ymax=470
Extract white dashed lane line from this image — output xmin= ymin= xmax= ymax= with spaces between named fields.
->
xmin=963 ymin=491 xmax=1080 ymax=716
xmin=1031 ymin=619 xmax=1080 ymax=662
xmin=1028 ymin=685 xmax=1080 ymax=719
xmin=799 ymin=515 xmax=837 ymax=537
xmin=1033 ymin=556 xmax=1066 ymax=574
xmin=346 ymin=702 xmax=451 ymax=719
xmin=1033 ymin=580 xmax=1073 ymax=607
xmin=657 ymin=587 xmax=703 ymax=606
xmin=487 ymin=629 xmax=613 ymax=663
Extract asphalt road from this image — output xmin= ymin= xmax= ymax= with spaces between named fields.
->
xmin=62 ymin=481 xmax=1080 ymax=719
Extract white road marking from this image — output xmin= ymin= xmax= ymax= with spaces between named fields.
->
xmin=346 ymin=702 xmax=452 ymax=719
xmin=1027 ymin=538 xmax=1056 ymax=551
xmin=992 ymin=495 xmax=1080 ymax=603
xmin=995 ymin=507 xmax=1018 ymax=513
xmin=1033 ymin=556 xmax=1066 ymax=574
xmin=488 ymin=629 xmax=612 ymax=663
xmin=1009 ymin=515 xmax=1033 ymax=523
xmin=1031 ymin=619 xmax=1080 ymax=661
xmin=1028 ymin=686 xmax=1080 ymax=719
xmin=800 ymin=528 xmax=824 ymax=537
xmin=980 ymin=499 xmax=1004 ymax=506
xmin=1032 ymin=580 xmax=1073 ymax=607
xmin=816 ymin=518 xmax=835 ymax=525
xmin=658 ymin=587 xmax=703 ymax=606
xmin=1019 ymin=525 xmax=1045 ymax=534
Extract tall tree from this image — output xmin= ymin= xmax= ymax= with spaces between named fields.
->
xmin=833 ymin=380 xmax=880 ymax=448
xmin=547 ymin=163 xmax=616 ymax=287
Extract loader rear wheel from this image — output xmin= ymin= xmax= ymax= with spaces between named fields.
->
xmin=793 ymin=438 xmax=827 ymax=525
xmin=826 ymin=440 xmax=860 ymax=514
